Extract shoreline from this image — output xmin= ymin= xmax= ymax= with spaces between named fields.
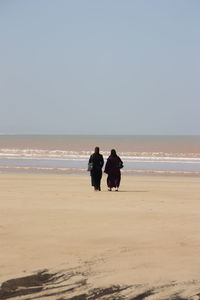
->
xmin=0 ymin=168 xmax=200 ymax=178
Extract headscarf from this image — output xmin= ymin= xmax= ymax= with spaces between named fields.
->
xmin=110 ymin=149 xmax=117 ymax=157
xmin=94 ymin=147 xmax=100 ymax=154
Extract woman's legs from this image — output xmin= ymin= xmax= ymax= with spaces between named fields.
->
xmin=107 ymin=173 xmax=121 ymax=191
xmin=91 ymin=170 xmax=102 ymax=191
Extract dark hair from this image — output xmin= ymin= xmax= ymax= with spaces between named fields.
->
xmin=110 ymin=149 xmax=117 ymax=156
xmin=95 ymin=147 xmax=100 ymax=154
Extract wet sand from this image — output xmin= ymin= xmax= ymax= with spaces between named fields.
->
xmin=0 ymin=173 xmax=200 ymax=299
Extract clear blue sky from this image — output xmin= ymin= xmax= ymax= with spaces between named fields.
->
xmin=0 ymin=0 xmax=199 ymax=135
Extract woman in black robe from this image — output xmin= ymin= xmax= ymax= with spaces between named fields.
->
xmin=88 ymin=147 xmax=104 ymax=191
xmin=104 ymin=149 xmax=123 ymax=191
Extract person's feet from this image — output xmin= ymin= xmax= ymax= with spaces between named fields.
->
xmin=94 ymin=187 xmax=101 ymax=191
xmin=108 ymin=188 xmax=112 ymax=191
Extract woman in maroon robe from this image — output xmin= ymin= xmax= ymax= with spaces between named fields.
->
xmin=104 ymin=149 xmax=123 ymax=191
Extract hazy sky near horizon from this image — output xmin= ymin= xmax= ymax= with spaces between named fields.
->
xmin=0 ymin=0 xmax=199 ymax=135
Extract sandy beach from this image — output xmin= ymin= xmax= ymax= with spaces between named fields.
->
xmin=0 ymin=173 xmax=200 ymax=299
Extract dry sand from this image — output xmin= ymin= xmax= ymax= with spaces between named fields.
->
xmin=0 ymin=173 xmax=200 ymax=299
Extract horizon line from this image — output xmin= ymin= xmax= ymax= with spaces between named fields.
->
xmin=0 ymin=133 xmax=199 ymax=137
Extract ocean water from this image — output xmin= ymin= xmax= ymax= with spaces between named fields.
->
xmin=0 ymin=135 xmax=200 ymax=176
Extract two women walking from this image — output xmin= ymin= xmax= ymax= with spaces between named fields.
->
xmin=88 ymin=147 xmax=123 ymax=191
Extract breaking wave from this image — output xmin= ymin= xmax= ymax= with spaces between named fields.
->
xmin=0 ymin=148 xmax=200 ymax=161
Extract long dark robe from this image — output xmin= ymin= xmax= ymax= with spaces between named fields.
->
xmin=89 ymin=153 xmax=104 ymax=190
xmin=104 ymin=155 xmax=123 ymax=188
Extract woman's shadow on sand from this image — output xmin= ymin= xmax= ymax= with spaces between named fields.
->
xmin=102 ymin=190 xmax=149 ymax=193
xmin=120 ymin=190 xmax=149 ymax=192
